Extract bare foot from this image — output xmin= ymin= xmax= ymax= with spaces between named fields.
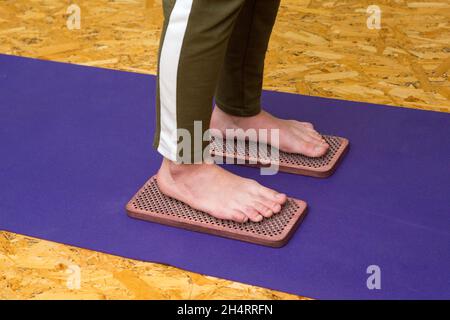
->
xmin=156 ymin=158 xmax=287 ymax=223
xmin=210 ymin=107 xmax=329 ymax=157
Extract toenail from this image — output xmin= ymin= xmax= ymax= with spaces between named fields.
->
xmin=314 ymin=146 xmax=324 ymax=152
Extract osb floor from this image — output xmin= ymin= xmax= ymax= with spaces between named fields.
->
xmin=0 ymin=0 xmax=449 ymax=112
xmin=0 ymin=231 xmax=307 ymax=300
xmin=0 ymin=0 xmax=449 ymax=300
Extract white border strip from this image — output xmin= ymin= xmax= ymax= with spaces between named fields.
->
xmin=157 ymin=0 xmax=194 ymax=161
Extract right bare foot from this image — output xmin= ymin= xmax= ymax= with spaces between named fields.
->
xmin=156 ymin=159 xmax=287 ymax=223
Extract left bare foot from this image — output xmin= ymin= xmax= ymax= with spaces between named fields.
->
xmin=210 ymin=107 xmax=329 ymax=157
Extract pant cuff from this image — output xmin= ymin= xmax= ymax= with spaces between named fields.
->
xmin=154 ymin=139 xmax=209 ymax=164
xmin=215 ymin=99 xmax=261 ymax=117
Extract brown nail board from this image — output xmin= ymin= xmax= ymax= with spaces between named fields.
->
xmin=126 ymin=177 xmax=308 ymax=247
xmin=209 ymin=135 xmax=349 ymax=178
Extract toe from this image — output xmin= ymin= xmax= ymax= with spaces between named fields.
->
xmin=292 ymin=123 xmax=328 ymax=148
xmin=300 ymin=123 xmax=322 ymax=136
xmin=305 ymin=127 xmax=323 ymax=138
xmin=305 ymin=128 xmax=325 ymax=141
xmin=298 ymin=130 xmax=325 ymax=144
xmin=254 ymin=202 xmax=273 ymax=218
xmin=314 ymin=142 xmax=329 ymax=156
xmin=272 ymin=203 xmax=282 ymax=213
xmin=243 ymin=206 xmax=263 ymax=222
xmin=230 ymin=210 xmax=248 ymax=223
xmin=257 ymin=185 xmax=287 ymax=205
xmin=299 ymin=140 xmax=329 ymax=157
xmin=258 ymin=197 xmax=284 ymax=213
xmin=309 ymin=134 xmax=329 ymax=148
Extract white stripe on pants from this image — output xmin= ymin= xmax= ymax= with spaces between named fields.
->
xmin=157 ymin=0 xmax=194 ymax=161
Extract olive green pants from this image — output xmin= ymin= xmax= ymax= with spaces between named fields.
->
xmin=153 ymin=0 xmax=280 ymax=163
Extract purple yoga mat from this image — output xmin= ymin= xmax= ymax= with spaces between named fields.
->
xmin=1 ymin=54 xmax=449 ymax=299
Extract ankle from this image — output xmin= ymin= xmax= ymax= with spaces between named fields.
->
xmin=212 ymin=106 xmax=240 ymax=128
xmin=212 ymin=106 xmax=263 ymax=129
xmin=159 ymin=158 xmax=208 ymax=181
